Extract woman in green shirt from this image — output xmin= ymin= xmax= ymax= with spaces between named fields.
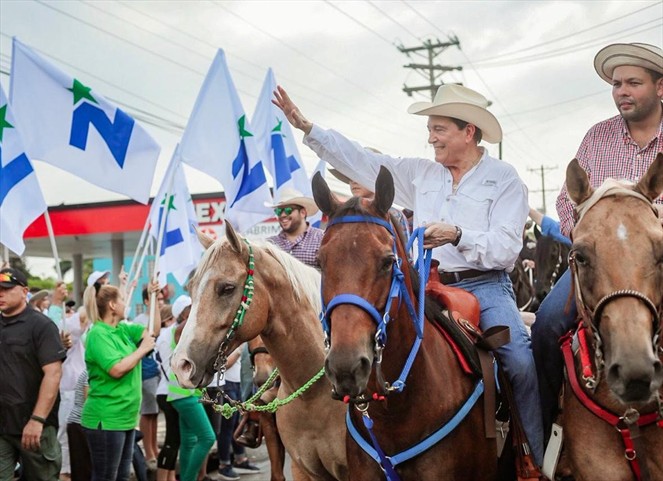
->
xmin=82 ymin=282 xmax=159 ymax=481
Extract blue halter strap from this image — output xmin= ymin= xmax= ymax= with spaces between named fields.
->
xmin=321 ymin=215 xmax=422 ymax=390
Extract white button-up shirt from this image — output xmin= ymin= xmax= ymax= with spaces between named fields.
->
xmin=304 ymin=125 xmax=528 ymax=272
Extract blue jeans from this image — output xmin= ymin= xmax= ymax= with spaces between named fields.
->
xmin=531 ymin=269 xmax=577 ymax=442
xmin=84 ymin=427 xmax=134 ymax=481
xmin=217 ymin=381 xmax=245 ymax=465
xmin=452 ymin=271 xmax=543 ymax=465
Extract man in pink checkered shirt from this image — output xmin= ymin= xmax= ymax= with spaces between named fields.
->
xmin=532 ymin=42 xmax=663 ymax=446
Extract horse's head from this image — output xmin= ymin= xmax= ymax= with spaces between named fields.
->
xmin=171 ymin=222 xmax=267 ymax=388
xmin=313 ymin=166 xmax=402 ymax=398
xmin=567 ymin=154 xmax=663 ymax=405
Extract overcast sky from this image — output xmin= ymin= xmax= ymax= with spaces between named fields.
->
xmin=1 ymin=0 xmax=662 ymax=273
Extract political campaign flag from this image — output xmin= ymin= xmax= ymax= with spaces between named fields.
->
xmin=9 ymin=37 xmax=160 ymax=204
xmin=0 ymin=85 xmax=47 ymax=255
xmin=148 ymin=147 xmax=202 ymax=287
xmin=252 ymin=68 xmax=311 ymax=199
xmin=179 ymin=49 xmax=272 ymax=233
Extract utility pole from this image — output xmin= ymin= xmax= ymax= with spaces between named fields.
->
xmin=528 ymin=165 xmax=557 ymax=214
xmin=397 ymin=37 xmax=463 ymax=100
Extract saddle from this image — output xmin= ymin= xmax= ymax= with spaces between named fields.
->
xmin=425 ymin=260 xmax=542 ymax=480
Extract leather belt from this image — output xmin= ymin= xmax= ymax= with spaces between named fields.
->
xmin=438 ymin=268 xmax=494 ymax=284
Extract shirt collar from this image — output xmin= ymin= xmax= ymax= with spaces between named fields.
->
xmin=278 ymin=223 xmax=311 ymax=242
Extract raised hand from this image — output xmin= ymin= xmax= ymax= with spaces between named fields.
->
xmin=272 ymin=85 xmax=313 ymax=135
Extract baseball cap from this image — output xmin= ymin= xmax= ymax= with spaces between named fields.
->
xmin=0 ymin=268 xmax=28 ymax=288
xmin=172 ymin=295 xmax=192 ymax=320
xmin=87 ymin=270 xmax=110 ymax=287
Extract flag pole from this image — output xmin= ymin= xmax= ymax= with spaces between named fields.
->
xmin=2 ymin=245 xmax=9 ymax=267
xmin=149 ymin=163 xmax=178 ymax=335
xmin=124 ymin=212 xmax=152 ymax=299
xmin=43 ymin=209 xmax=63 ymax=280
xmin=125 ymin=235 xmax=152 ymax=319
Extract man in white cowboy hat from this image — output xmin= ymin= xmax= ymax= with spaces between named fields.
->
xmin=273 ymin=84 xmax=545 ymax=468
xmin=532 ymin=41 xmax=663 ymax=443
xmin=267 ymin=187 xmax=325 ymax=268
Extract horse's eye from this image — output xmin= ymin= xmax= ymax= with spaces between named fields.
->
xmin=380 ymin=256 xmax=394 ymax=272
xmin=215 ymin=283 xmax=236 ymax=296
xmin=573 ymin=252 xmax=588 ymax=267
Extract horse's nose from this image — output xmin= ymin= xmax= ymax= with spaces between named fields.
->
xmin=607 ymin=359 xmax=663 ymax=403
xmin=174 ymin=357 xmax=195 ymax=385
xmin=325 ymin=355 xmax=371 ymax=398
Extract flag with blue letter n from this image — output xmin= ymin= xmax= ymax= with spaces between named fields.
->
xmin=9 ymin=37 xmax=160 ymax=204
xmin=179 ymin=49 xmax=273 ymax=234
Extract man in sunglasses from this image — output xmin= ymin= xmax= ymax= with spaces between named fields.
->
xmin=0 ymin=268 xmax=66 ymax=480
xmin=267 ymin=187 xmax=324 ymax=268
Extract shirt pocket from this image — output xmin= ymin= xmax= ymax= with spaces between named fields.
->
xmin=413 ymin=178 xmax=443 ymax=224
xmin=456 ymin=185 xmax=496 ymax=230
xmin=4 ymin=337 xmax=31 ymax=355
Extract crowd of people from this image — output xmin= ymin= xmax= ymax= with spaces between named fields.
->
xmin=0 ymin=40 xmax=661 ymax=481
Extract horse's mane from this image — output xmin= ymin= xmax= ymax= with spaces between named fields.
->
xmin=253 ymin=241 xmax=322 ymax=313
xmin=192 ymin=237 xmax=321 ymax=313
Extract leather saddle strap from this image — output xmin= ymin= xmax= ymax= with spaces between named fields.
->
xmin=475 ymin=325 xmax=511 ymax=439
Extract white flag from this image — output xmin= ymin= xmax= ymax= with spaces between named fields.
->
xmin=9 ymin=38 xmax=160 ymax=204
xmin=179 ymin=49 xmax=273 ymax=233
xmin=0 ymin=85 xmax=47 ymax=255
xmin=148 ymin=148 xmax=202 ymax=287
xmin=253 ymin=68 xmax=311 ymax=199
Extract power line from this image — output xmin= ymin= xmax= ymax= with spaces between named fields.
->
xmin=98 ymin=0 xmax=422 ymax=138
xmin=323 ymin=0 xmax=397 ymax=46
xmin=468 ymin=2 xmax=660 ymax=63
xmin=467 ymin=19 xmax=662 ymax=68
xmin=366 ymin=0 xmax=423 ymax=43
xmin=508 ymin=89 xmax=605 ymax=117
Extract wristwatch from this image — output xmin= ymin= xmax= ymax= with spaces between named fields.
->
xmin=452 ymin=225 xmax=462 ymax=246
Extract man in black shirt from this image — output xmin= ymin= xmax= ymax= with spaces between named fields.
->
xmin=0 ymin=268 xmax=66 ymax=481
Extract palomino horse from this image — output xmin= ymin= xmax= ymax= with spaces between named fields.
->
xmin=532 ymin=226 xmax=570 ymax=302
xmin=560 ymin=156 xmax=663 ymax=481
xmin=171 ymin=224 xmax=348 ymax=481
xmin=312 ymin=167 xmax=498 ymax=481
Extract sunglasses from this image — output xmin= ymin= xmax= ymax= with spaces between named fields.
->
xmin=274 ymin=206 xmax=300 ymax=216
xmin=0 ymin=272 xmax=25 ymax=287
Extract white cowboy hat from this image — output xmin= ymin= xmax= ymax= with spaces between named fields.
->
xmin=407 ymin=84 xmax=503 ymax=144
xmin=87 ymin=270 xmax=110 ymax=287
xmin=594 ymin=42 xmax=663 ymax=83
xmin=266 ymin=187 xmax=319 ymax=216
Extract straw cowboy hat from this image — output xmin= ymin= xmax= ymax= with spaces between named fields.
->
xmin=407 ymin=84 xmax=503 ymax=144
xmin=266 ymin=187 xmax=319 ymax=216
xmin=594 ymin=42 xmax=663 ymax=83
xmin=29 ymin=289 xmax=50 ymax=305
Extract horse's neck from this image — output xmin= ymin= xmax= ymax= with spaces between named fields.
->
xmin=257 ymin=258 xmax=326 ymax=393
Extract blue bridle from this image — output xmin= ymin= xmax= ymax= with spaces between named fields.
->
xmin=320 ymin=215 xmax=484 ymax=481
xmin=320 ymin=215 xmax=430 ymax=393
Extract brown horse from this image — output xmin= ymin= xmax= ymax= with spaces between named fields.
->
xmin=560 ymin=155 xmax=663 ymax=481
xmin=312 ymin=167 xmax=498 ymax=481
xmin=171 ymin=224 xmax=347 ymax=481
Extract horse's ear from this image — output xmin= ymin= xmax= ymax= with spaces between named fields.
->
xmin=224 ymin=221 xmax=244 ymax=253
xmin=312 ymin=172 xmax=340 ymax=217
xmin=534 ymin=224 xmax=541 ymax=240
xmin=196 ymin=228 xmax=215 ymax=250
xmin=634 ymin=152 xmax=663 ymax=202
xmin=566 ymin=159 xmax=593 ymax=206
xmin=373 ymin=166 xmax=395 ymax=217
